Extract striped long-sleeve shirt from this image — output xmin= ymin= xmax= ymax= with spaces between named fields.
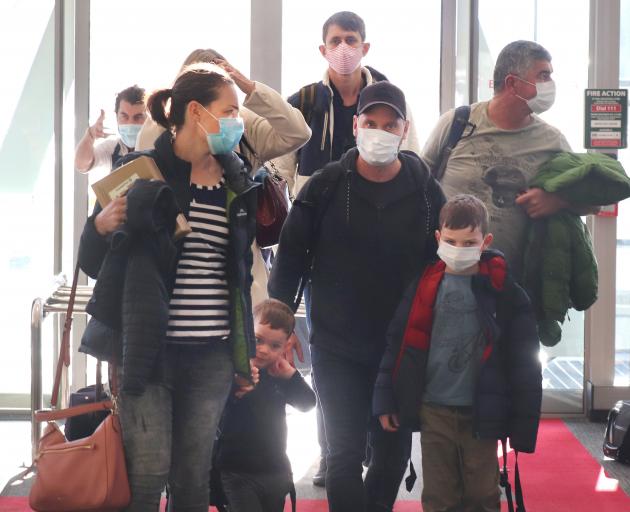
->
xmin=166 ymin=180 xmax=231 ymax=343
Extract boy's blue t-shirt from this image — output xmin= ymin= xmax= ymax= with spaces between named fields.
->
xmin=424 ymin=273 xmax=485 ymax=406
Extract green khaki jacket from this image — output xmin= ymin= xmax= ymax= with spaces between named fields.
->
xmin=523 ymin=152 xmax=630 ymax=346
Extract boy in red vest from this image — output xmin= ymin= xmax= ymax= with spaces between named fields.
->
xmin=373 ymin=194 xmax=542 ymax=512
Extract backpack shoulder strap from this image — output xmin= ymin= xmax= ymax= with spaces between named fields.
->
xmin=298 ymin=83 xmax=318 ymax=126
xmin=292 ymin=164 xmax=346 ymax=310
xmin=432 ymin=105 xmax=471 ymax=181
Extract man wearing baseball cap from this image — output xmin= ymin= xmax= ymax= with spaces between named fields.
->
xmin=269 ymin=81 xmax=445 ymax=512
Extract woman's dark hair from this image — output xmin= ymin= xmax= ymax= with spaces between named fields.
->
xmin=147 ymin=65 xmax=233 ymax=131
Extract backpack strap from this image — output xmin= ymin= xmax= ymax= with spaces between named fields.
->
xmin=111 ymin=141 xmax=124 ymax=169
xmin=432 ymin=105 xmax=472 ymax=181
xmin=500 ymin=439 xmax=527 ymax=512
xmin=291 ymin=164 xmax=346 ymax=310
xmin=405 ymin=459 xmax=417 ymax=491
xmin=298 ymin=83 xmax=318 ymax=126
xmin=500 ymin=439 xmax=514 ymax=512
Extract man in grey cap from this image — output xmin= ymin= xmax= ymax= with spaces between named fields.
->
xmin=269 ymin=81 xmax=445 ymax=512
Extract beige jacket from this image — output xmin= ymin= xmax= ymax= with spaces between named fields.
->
xmin=136 ymin=81 xmax=311 ymax=168
xmin=136 ymin=81 xmax=311 ymax=306
xmin=270 ymin=67 xmax=420 ymax=197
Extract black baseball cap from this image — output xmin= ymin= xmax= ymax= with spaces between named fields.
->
xmin=357 ymin=81 xmax=407 ymax=120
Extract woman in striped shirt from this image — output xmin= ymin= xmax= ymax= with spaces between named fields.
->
xmin=81 ymin=64 xmax=261 ymax=511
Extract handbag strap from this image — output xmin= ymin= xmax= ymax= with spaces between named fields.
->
xmin=241 ymin=135 xmax=282 ymax=176
xmin=50 ymin=263 xmax=80 ymax=408
xmin=35 ymin=399 xmax=114 ymax=422
xmin=42 ymin=263 xmax=119 ymax=421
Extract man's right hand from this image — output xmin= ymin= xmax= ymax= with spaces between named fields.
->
xmin=283 ymin=331 xmax=305 ymax=368
xmin=88 ymin=109 xmax=107 ymax=140
xmin=94 ymin=197 xmax=127 ymax=236
xmin=379 ymin=413 xmax=400 ymax=432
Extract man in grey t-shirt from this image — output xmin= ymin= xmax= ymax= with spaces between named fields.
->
xmin=422 ymin=40 xmax=592 ymax=279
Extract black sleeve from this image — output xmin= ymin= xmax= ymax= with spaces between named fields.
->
xmin=505 ymin=282 xmax=543 ymax=453
xmin=78 ymin=152 xmax=146 ymax=279
xmin=281 ymin=371 xmax=317 ymax=412
xmin=78 ymin=203 xmax=108 ymax=279
xmin=372 ymin=275 xmax=421 ymax=417
xmin=424 ymin=176 xmax=446 ymax=262
xmin=268 ymin=177 xmax=319 ymax=311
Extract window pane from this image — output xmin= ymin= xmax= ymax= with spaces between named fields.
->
xmin=478 ymin=0 xmax=590 ymax=404
xmin=0 ymin=1 xmax=56 ymax=402
xmin=281 ymin=0 xmax=441 ymax=142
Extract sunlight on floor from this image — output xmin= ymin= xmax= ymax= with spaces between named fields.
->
xmin=286 ymin=374 xmax=320 ymax=481
xmin=595 ymin=466 xmax=619 ymax=492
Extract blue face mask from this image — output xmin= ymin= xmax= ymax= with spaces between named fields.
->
xmin=199 ymin=106 xmax=244 ymax=155
xmin=118 ymin=124 xmax=141 ymax=148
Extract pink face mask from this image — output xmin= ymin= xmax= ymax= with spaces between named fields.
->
xmin=325 ymin=42 xmax=364 ymax=75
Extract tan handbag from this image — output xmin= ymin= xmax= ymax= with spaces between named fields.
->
xmin=28 ymin=264 xmax=131 ymax=511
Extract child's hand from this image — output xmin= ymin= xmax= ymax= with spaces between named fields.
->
xmin=234 ymin=384 xmax=254 ymax=399
xmin=267 ymin=357 xmax=297 ymax=380
xmin=250 ymin=363 xmax=260 ymax=386
xmin=233 ymin=361 xmax=260 ymax=398
xmin=379 ymin=413 xmax=400 ymax=432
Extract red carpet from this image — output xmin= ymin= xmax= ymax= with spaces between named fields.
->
xmin=2 ymin=420 xmax=629 ymax=511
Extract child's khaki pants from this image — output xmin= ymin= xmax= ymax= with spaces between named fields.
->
xmin=420 ymin=402 xmax=500 ymax=512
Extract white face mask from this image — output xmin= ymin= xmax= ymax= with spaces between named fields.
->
xmin=356 ymin=128 xmax=401 ymax=166
xmin=514 ymin=77 xmax=556 ymax=114
xmin=437 ymin=243 xmax=482 ymax=272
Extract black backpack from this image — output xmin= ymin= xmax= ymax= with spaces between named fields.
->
xmin=604 ymin=400 xmax=630 ymax=462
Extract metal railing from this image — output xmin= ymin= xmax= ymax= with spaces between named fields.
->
xmin=30 ymin=282 xmax=93 ymax=458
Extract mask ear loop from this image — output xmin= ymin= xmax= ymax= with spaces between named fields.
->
xmin=196 ymin=103 xmax=222 ymax=140
xmin=508 ymin=75 xmax=536 ymax=105
xmin=201 ymin=104 xmax=220 ymax=122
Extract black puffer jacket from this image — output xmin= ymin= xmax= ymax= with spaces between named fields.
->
xmin=269 ymin=148 xmax=445 ymax=366
xmin=80 ymin=180 xmax=179 ymax=387
xmin=78 ymin=131 xmax=260 ymax=394
xmin=373 ymin=251 xmax=542 ymax=453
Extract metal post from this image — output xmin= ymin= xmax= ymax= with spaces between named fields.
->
xmin=30 ymin=298 xmax=44 ymax=458
xmin=250 ymin=0 xmax=282 ymax=91
xmin=584 ymin=0 xmax=621 ymax=416
xmin=440 ymin=0 xmax=457 ymax=114
xmin=468 ymin=0 xmax=479 ymax=104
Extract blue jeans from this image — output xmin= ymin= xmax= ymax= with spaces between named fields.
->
xmin=311 ymin=345 xmax=411 ymax=512
xmin=119 ymin=342 xmax=234 ymax=512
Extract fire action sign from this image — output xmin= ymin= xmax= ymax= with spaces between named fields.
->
xmin=584 ymin=89 xmax=627 ymax=149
